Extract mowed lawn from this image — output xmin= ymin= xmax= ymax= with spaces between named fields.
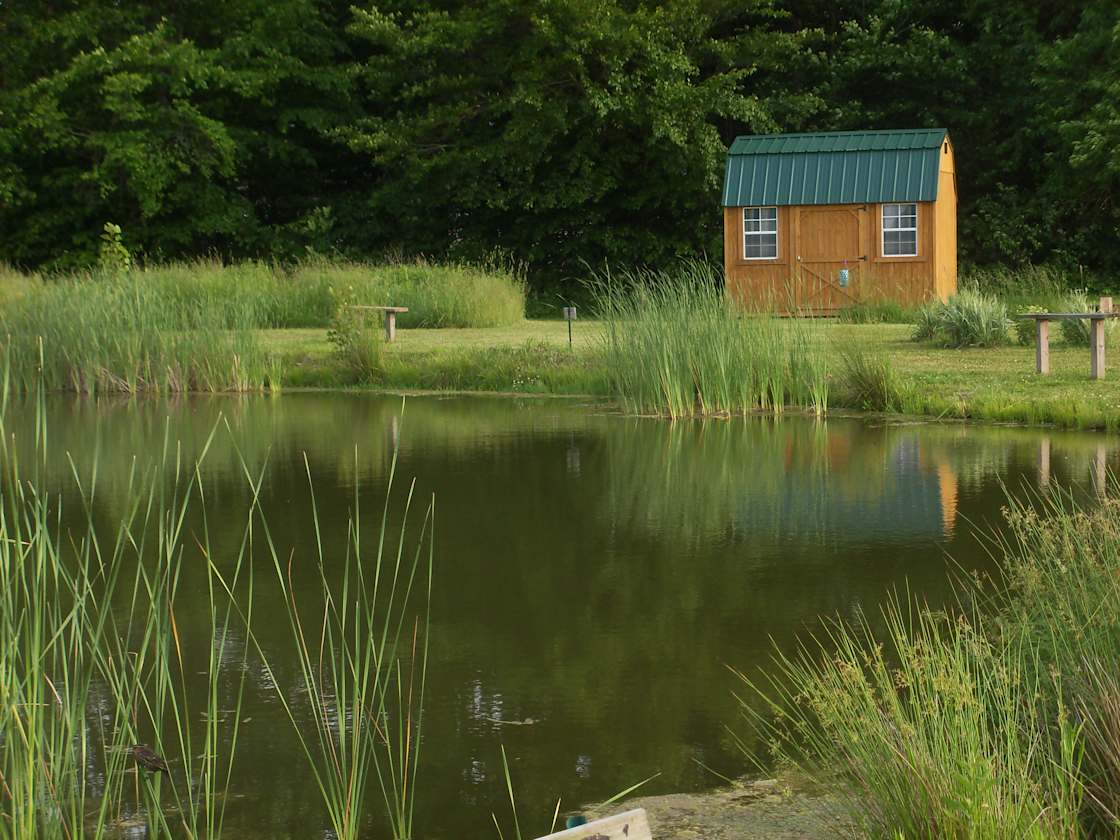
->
xmin=261 ymin=321 xmax=1120 ymax=427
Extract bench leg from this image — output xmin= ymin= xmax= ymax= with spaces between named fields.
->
xmin=1036 ymin=319 xmax=1050 ymax=374
xmin=1091 ymin=318 xmax=1105 ymax=380
xmin=384 ymin=311 xmax=397 ymax=342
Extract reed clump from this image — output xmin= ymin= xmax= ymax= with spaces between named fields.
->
xmin=2 ymin=269 xmax=280 ymax=394
xmin=739 ymin=488 xmax=1120 ymax=839
xmin=0 ymin=386 xmax=433 ymax=839
xmin=588 ymin=262 xmax=829 ymax=417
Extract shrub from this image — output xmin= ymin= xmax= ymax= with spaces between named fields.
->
xmin=911 ymin=288 xmax=1011 ymax=347
xmin=326 ymin=286 xmax=384 ymax=382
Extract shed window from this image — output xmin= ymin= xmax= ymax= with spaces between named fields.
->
xmin=882 ymin=203 xmax=917 ymax=256
xmin=743 ymin=207 xmax=778 ymax=259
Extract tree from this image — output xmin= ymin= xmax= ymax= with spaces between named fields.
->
xmin=338 ymin=0 xmax=801 ymax=281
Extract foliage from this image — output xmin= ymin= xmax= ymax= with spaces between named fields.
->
xmin=7 ymin=1 xmax=1118 ymax=285
xmin=1014 ymin=305 xmax=1047 ymax=345
xmin=1 ymin=270 xmax=280 ymax=394
xmin=836 ymin=347 xmax=907 ymax=412
xmin=911 ymin=288 xmax=1012 ymax=348
xmin=738 ymin=489 xmax=1120 ymax=838
xmin=1058 ymin=290 xmax=1119 ymax=346
xmin=97 ymin=222 xmax=132 ymax=273
xmin=0 ymin=394 xmax=434 ymax=839
xmin=835 ymin=299 xmax=918 ymax=324
xmin=327 ymin=285 xmax=385 ymax=382
xmin=588 ymin=260 xmax=829 ymax=417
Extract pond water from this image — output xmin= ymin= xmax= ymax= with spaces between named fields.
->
xmin=7 ymin=394 xmax=1116 ymax=838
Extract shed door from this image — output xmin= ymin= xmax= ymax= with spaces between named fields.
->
xmin=796 ymin=205 xmax=866 ymax=312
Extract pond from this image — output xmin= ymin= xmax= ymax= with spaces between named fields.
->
xmin=5 ymin=393 xmax=1115 ymax=838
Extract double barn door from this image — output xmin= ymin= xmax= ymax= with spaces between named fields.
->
xmin=794 ymin=204 xmax=868 ymax=312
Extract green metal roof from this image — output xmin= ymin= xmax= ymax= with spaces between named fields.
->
xmin=723 ymin=129 xmax=948 ymax=207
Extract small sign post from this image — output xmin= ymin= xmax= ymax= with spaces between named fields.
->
xmin=562 ymin=306 xmax=578 ymax=349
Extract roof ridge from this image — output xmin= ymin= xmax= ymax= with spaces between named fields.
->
xmin=737 ymin=128 xmax=946 ymax=140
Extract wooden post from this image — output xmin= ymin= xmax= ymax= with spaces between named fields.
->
xmin=1091 ymin=316 xmax=1105 ymax=380
xmin=384 ymin=310 xmax=397 ymax=342
xmin=1038 ymin=437 xmax=1051 ymax=489
xmin=1036 ymin=318 xmax=1050 ymax=374
xmin=1101 ymin=296 xmax=1113 ymax=314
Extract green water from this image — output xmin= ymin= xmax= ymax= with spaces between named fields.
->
xmin=7 ymin=393 xmax=1116 ymax=838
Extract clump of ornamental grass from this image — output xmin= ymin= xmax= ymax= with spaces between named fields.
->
xmin=911 ymin=287 xmax=1012 ymax=347
xmin=738 ymin=486 xmax=1120 ymax=839
xmin=587 ymin=260 xmax=829 ymax=417
xmin=1057 ymin=290 xmax=1119 ymax=346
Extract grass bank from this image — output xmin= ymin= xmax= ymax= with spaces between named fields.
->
xmin=262 ymin=320 xmax=1120 ymax=430
xmin=737 ymin=488 xmax=1120 ymax=839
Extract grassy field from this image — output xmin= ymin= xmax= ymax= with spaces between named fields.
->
xmin=262 ymin=320 xmax=1120 ymax=428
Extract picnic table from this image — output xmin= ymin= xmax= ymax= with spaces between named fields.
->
xmin=347 ymin=305 xmax=409 ymax=342
xmin=1015 ymin=297 xmax=1118 ymax=380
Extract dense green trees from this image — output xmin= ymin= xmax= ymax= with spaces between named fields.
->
xmin=1 ymin=0 xmax=1118 ymax=285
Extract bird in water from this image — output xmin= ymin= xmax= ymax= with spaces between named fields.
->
xmin=565 ymin=815 xmax=588 ymax=828
xmin=128 ymin=744 xmax=170 ymax=776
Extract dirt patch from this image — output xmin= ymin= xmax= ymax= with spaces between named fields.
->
xmin=585 ymin=777 xmax=853 ymax=840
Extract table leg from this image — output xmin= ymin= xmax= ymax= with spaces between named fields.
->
xmin=1091 ymin=318 xmax=1105 ymax=380
xmin=384 ymin=311 xmax=397 ymax=342
xmin=1036 ymin=319 xmax=1050 ymax=374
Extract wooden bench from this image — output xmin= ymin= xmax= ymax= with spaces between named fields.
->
xmin=347 ymin=305 xmax=409 ymax=342
xmin=1015 ymin=297 xmax=1119 ymax=380
xmin=534 ymin=809 xmax=651 ymax=840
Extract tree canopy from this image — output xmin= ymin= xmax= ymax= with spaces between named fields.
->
xmin=1 ymin=0 xmax=1117 ymax=284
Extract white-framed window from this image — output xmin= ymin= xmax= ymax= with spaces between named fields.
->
xmin=882 ymin=203 xmax=918 ymax=256
xmin=743 ymin=207 xmax=778 ymax=259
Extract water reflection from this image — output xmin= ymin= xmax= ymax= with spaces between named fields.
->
xmin=2 ymin=394 xmax=1116 ymax=838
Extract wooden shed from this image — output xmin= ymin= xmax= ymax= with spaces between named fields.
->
xmin=722 ymin=128 xmax=956 ymax=313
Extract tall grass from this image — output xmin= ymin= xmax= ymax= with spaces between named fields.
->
xmin=588 ymin=262 xmax=829 ymax=417
xmin=0 ymin=384 xmax=434 ymax=838
xmin=290 ymin=256 xmax=526 ymax=328
xmin=2 ymin=257 xmax=525 ymax=330
xmin=738 ymin=487 xmax=1120 ymax=839
xmin=2 ymin=270 xmax=280 ymax=394
xmin=1056 ymin=290 xmax=1120 ymax=346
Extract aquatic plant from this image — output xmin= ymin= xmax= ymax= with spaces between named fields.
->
xmin=0 ymin=382 xmax=434 ymax=839
xmin=738 ymin=486 xmax=1120 ymax=838
xmin=587 ymin=260 xmax=830 ymax=417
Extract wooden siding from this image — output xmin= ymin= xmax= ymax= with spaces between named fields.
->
xmin=725 ymin=136 xmax=957 ymax=312
xmin=933 ymin=138 xmax=958 ymax=301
